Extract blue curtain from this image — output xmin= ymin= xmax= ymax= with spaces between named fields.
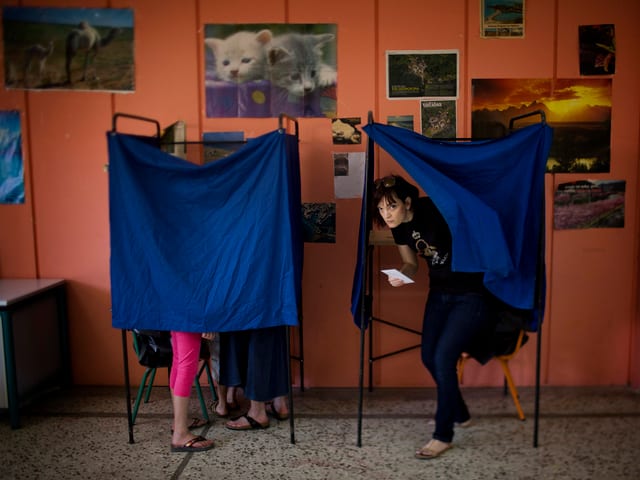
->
xmin=108 ymin=129 xmax=302 ymax=333
xmin=351 ymin=122 xmax=553 ymax=329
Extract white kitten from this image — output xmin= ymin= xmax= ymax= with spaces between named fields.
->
xmin=205 ymin=29 xmax=272 ymax=83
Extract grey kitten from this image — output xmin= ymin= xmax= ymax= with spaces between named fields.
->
xmin=267 ymin=33 xmax=337 ymax=97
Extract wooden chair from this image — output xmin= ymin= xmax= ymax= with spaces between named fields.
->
xmin=457 ymin=329 xmax=527 ymax=421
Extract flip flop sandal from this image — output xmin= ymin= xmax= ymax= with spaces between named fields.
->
xmin=225 ymin=414 xmax=269 ymax=431
xmin=171 ymin=435 xmax=215 ymax=453
xmin=188 ymin=417 xmax=209 ymax=429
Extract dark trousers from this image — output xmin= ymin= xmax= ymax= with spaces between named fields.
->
xmin=421 ymin=290 xmax=489 ymax=443
xmin=219 ymin=326 xmax=289 ymax=402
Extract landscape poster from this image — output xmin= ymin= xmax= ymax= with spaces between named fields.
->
xmin=471 ymin=78 xmax=612 ymax=173
xmin=0 ymin=110 xmax=24 ymax=204
xmin=2 ymin=6 xmax=134 ymax=91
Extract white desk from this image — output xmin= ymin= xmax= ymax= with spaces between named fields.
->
xmin=0 ymin=278 xmax=69 ymax=428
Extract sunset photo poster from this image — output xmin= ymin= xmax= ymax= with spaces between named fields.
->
xmin=472 ymin=78 xmax=611 ymax=173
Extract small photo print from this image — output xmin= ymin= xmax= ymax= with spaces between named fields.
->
xmin=331 ymin=117 xmax=362 ymax=144
xmin=481 ymin=0 xmax=524 ymax=38
xmin=334 ymin=153 xmax=349 ymax=176
xmin=579 ymin=24 xmax=616 ymax=75
xmin=421 ymin=100 xmax=456 ymax=138
xmin=386 ymin=50 xmax=458 ymax=99
xmin=387 ymin=115 xmax=414 ymax=131
xmin=302 ymin=202 xmax=336 ymax=243
xmin=202 ymin=131 xmax=245 ymax=163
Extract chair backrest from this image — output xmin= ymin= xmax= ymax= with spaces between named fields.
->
xmin=132 ymin=329 xmax=173 ymax=368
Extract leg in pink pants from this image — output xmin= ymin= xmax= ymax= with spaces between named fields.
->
xmin=170 ymin=331 xmax=201 ymax=397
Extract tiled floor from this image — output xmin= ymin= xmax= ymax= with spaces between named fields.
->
xmin=1 ymin=384 xmax=639 ymax=479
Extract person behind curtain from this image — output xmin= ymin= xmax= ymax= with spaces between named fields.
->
xmin=372 ymin=174 xmax=493 ymax=460
xmin=203 ymin=332 xmax=240 ymax=417
xmin=220 ymin=326 xmax=290 ymax=430
xmin=169 ymin=331 xmax=215 ymax=453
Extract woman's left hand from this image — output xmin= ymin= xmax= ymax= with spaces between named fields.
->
xmin=388 ymin=276 xmax=406 ymax=287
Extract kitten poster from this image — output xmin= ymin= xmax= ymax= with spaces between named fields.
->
xmin=204 ymin=24 xmax=337 ymax=118
xmin=2 ymin=7 xmax=134 ymax=92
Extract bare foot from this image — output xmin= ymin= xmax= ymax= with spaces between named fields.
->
xmin=211 ymin=401 xmax=229 ymax=417
xmin=415 ymin=439 xmax=452 ymax=459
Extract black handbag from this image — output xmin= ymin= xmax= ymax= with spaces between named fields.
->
xmin=134 ymin=329 xmax=173 ymax=368
xmin=487 ymin=298 xmax=531 ymax=356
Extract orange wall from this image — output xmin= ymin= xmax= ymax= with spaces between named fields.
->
xmin=1 ymin=0 xmax=639 ymax=389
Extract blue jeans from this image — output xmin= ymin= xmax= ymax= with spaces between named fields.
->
xmin=421 ymin=290 xmax=489 ymax=443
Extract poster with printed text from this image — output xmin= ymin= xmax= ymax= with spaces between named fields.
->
xmin=421 ymin=100 xmax=456 ymax=138
xmin=386 ymin=50 xmax=458 ymax=99
xmin=333 ymin=152 xmax=365 ymax=199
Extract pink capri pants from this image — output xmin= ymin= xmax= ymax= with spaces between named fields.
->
xmin=169 ymin=331 xmax=201 ymax=397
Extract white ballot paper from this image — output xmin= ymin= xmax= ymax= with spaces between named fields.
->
xmin=381 ymin=269 xmax=415 ymax=284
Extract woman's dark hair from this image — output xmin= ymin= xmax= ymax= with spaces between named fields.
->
xmin=370 ymin=175 xmax=419 ymax=228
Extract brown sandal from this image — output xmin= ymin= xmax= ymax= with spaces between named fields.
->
xmin=171 ymin=435 xmax=214 ymax=453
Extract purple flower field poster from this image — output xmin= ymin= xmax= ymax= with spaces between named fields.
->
xmin=554 ymin=179 xmax=625 ymax=230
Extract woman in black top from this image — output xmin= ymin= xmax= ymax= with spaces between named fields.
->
xmin=372 ymin=174 xmax=492 ymax=460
